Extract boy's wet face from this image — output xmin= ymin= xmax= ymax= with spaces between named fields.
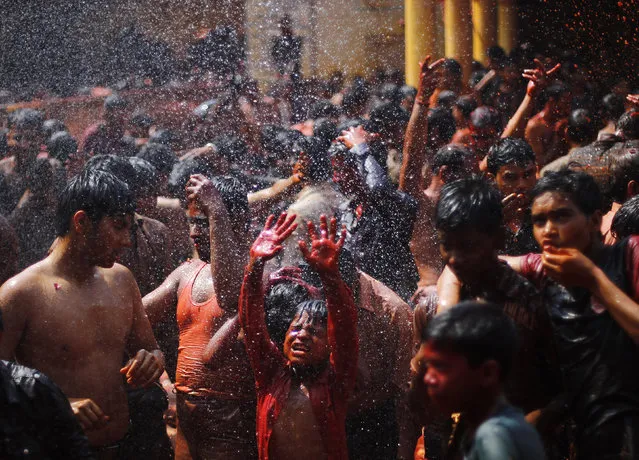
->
xmin=283 ymin=311 xmax=329 ymax=369
xmin=494 ymin=162 xmax=537 ymax=200
xmin=531 ymin=191 xmax=597 ymax=252
xmin=88 ymin=214 xmax=133 ymax=268
xmin=419 ymin=341 xmax=481 ymax=415
xmin=439 ymin=229 xmax=499 ymax=284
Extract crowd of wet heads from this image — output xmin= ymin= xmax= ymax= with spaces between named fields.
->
xmin=0 ymin=42 xmax=639 ymax=460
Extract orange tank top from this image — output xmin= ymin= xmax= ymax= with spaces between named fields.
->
xmin=174 ymin=261 xmax=255 ymax=400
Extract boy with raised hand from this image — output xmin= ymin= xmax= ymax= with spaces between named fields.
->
xmin=414 ymin=301 xmax=546 ymax=460
xmin=240 ymin=213 xmax=358 ymax=460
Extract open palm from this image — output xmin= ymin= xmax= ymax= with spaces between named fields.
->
xmin=250 ymin=213 xmax=297 ymax=261
xmin=299 ymin=215 xmax=346 ymax=274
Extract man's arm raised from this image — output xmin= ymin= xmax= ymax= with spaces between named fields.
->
xmin=186 ymin=174 xmax=246 ymax=313
xmin=399 ymin=56 xmax=444 ymax=199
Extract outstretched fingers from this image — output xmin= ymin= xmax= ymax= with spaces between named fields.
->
xmin=419 ymin=55 xmax=431 ymax=72
xmin=319 ymin=215 xmax=329 ymax=239
xmin=263 ymin=214 xmax=276 ymax=231
xmin=274 ymin=212 xmax=287 ymax=229
xmin=546 ymin=63 xmax=561 ymax=77
xmin=277 ymin=221 xmax=298 ymax=242
xmin=336 ymin=225 xmax=347 ymax=250
xmin=428 ymin=58 xmax=445 ymax=71
xmin=307 ymin=220 xmax=319 ymax=241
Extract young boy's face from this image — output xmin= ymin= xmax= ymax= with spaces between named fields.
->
xmin=531 ymin=191 xmax=599 ymax=252
xmin=418 ymin=341 xmax=482 ymax=415
xmin=494 ymin=162 xmax=537 ymax=201
xmin=87 ymin=213 xmax=133 ymax=268
xmin=439 ymin=228 xmax=500 ymax=285
xmin=283 ymin=311 xmax=329 ymax=368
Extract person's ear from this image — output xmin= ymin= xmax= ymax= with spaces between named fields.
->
xmin=72 ymin=210 xmax=92 ymax=235
xmin=438 ymin=165 xmax=449 ymax=182
xmin=535 ymin=164 xmax=540 ymax=180
xmin=627 ymin=180 xmax=639 ymax=199
xmin=479 ymin=359 xmax=501 ymax=387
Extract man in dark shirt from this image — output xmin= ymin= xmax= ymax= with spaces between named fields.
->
xmin=0 ymin=310 xmax=94 ymax=459
xmin=80 ymin=94 xmax=135 ymax=158
xmin=330 ymin=127 xmax=419 ymax=302
xmin=510 ymin=169 xmax=639 ymax=459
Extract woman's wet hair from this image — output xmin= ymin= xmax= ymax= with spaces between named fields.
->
xmin=210 ymin=175 xmax=250 ymax=233
xmin=128 ymin=156 xmax=159 ymax=199
xmin=486 ymin=137 xmax=536 ymax=175
xmin=167 ymin=158 xmax=213 ymax=199
xmin=435 ymin=177 xmax=502 ymax=234
xmin=530 ymin=168 xmax=603 ymax=216
xmin=293 ymin=136 xmax=331 ymax=182
xmin=423 ymin=301 xmax=519 ymax=381
xmin=612 ymin=194 xmax=639 ymax=240
xmin=55 ymin=169 xmax=135 ymax=236
xmin=84 ymin=154 xmax=137 ymax=193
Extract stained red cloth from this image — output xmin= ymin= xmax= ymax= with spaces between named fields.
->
xmin=239 ymin=264 xmax=358 ymax=460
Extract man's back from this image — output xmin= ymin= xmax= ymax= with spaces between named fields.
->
xmin=460 ymin=403 xmax=545 ymax=460
xmin=0 ymin=259 xmax=137 ymax=446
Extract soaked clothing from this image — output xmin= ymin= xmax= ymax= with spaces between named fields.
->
xmin=175 ymin=261 xmax=257 ymax=459
xmin=447 ymin=401 xmax=546 ymax=460
xmin=521 ymin=237 xmax=639 ymax=447
xmin=347 ymin=272 xmax=414 ymax=459
xmin=0 ymin=360 xmax=94 ymax=459
xmin=339 ymin=144 xmax=419 ymax=302
xmin=239 ymin=267 xmax=358 ymax=460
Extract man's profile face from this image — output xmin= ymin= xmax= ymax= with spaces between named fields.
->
xmin=439 ymin=228 xmax=498 ymax=285
xmin=88 ymin=214 xmax=133 ymax=268
xmin=187 ymin=203 xmax=211 ymax=263
xmin=418 ymin=341 xmax=480 ymax=415
xmin=495 ymin=162 xmax=537 ymax=201
xmin=531 ymin=191 xmax=596 ymax=252
xmin=283 ymin=311 xmax=329 ymax=369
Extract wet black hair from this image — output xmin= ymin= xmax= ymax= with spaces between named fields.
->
xmin=530 ymin=169 xmax=603 ymax=216
xmin=43 ymin=119 xmax=67 ymax=140
xmin=427 ymin=107 xmax=456 ymax=144
xmin=422 ymin=301 xmax=519 ymax=381
xmin=56 ymin=169 xmax=135 ymax=236
xmin=431 ymin=144 xmax=474 ymax=176
xmin=470 ymin=106 xmax=501 ymax=130
xmin=260 ymin=124 xmax=287 ymax=155
xmin=567 ymin=109 xmax=597 ymax=145
xmin=148 ymin=129 xmax=177 ymax=146
xmin=486 ymin=45 xmax=507 ymax=65
xmin=137 ymin=142 xmax=178 ymax=175
xmin=130 ymin=112 xmax=153 ymax=129
xmin=212 ymin=135 xmax=248 ymax=163
xmin=541 ymin=81 xmax=569 ymax=105
xmin=617 ymin=111 xmax=639 ymax=140
xmin=611 ymin=195 xmax=639 ymax=240
xmin=486 ymin=137 xmax=536 ymax=175
xmin=442 ymin=59 xmax=462 ymax=78
xmin=379 ymin=83 xmax=403 ymax=105
xmin=128 ymin=156 xmax=159 ymax=199
xmin=368 ymin=102 xmax=409 ymax=136
xmin=12 ymin=108 xmax=44 ymax=131
xmin=84 ymin=154 xmax=137 ymax=192
xmin=265 ymin=282 xmax=311 ymax=347
xmin=437 ymin=90 xmax=457 ymax=109
xmin=455 ymin=95 xmax=478 ymax=120
xmin=210 ymin=175 xmax=250 ymax=233
xmin=308 ymin=100 xmax=340 ymax=120
xmin=46 ymin=131 xmax=77 ymax=162
xmin=104 ymin=94 xmax=128 ymax=111
xmin=313 ymin=118 xmax=338 ymax=146
xmin=293 ymin=136 xmax=331 ymax=182
xmin=294 ymin=300 xmax=328 ymax=327
xmin=608 ymin=141 xmax=639 ymax=203
xmin=401 ymin=85 xmax=417 ymax=100
xmin=435 ymin=177 xmax=503 ymax=234
xmin=602 ymin=93 xmax=626 ymax=123
xmin=167 ymin=158 xmax=213 ymax=199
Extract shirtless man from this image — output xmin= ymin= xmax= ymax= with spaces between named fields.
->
xmin=143 ymin=174 xmax=256 ymax=459
xmin=0 ymin=169 xmax=164 ymax=457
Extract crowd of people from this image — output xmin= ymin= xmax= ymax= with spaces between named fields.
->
xmin=0 ymin=40 xmax=638 ymax=460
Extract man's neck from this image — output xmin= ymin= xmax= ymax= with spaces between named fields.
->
xmin=463 ymin=391 xmax=506 ymax=435
xmin=48 ymin=236 xmax=98 ymax=282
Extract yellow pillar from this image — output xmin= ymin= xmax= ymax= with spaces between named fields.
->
xmin=444 ymin=0 xmax=472 ymax=81
xmin=472 ymin=0 xmax=497 ymax=65
xmin=497 ymin=0 xmax=517 ymax=54
xmin=405 ymin=0 xmax=436 ymax=88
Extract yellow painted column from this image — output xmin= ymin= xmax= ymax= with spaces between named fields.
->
xmin=444 ymin=0 xmax=472 ymax=81
xmin=497 ymin=0 xmax=517 ymax=54
xmin=405 ymin=0 xmax=436 ymax=88
xmin=472 ymin=0 xmax=497 ymax=64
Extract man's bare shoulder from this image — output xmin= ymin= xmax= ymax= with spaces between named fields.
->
xmin=0 ymin=261 xmax=50 ymax=303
